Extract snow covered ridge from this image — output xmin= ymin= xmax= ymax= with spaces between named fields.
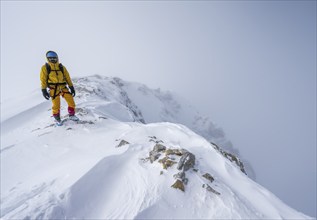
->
xmin=1 ymin=75 xmax=312 ymax=219
xmin=72 ymin=75 xmax=255 ymax=178
xmin=1 ymin=119 xmax=312 ymax=219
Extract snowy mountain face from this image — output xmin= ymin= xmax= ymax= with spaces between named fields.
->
xmin=73 ymin=76 xmax=255 ymax=178
xmin=74 ymin=76 xmax=229 ymax=146
xmin=0 ymin=75 xmax=311 ymax=219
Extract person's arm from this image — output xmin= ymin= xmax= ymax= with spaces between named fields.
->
xmin=40 ymin=65 xmax=48 ymax=89
xmin=63 ymin=66 xmax=76 ymax=97
xmin=40 ymin=65 xmax=50 ymax=100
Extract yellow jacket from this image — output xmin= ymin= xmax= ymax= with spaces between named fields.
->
xmin=40 ymin=62 xmax=73 ymax=89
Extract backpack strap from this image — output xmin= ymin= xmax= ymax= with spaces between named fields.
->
xmin=45 ymin=63 xmax=51 ymax=88
xmin=59 ymin=63 xmax=64 ymax=74
xmin=45 ymin=62 xmax=64 ymax=75
xmin=45 ymin=63 xmax=51 ymax=75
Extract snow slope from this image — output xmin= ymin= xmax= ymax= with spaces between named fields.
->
xmin=0 ymin=75 xmax=312 ymax=219
xmin=73 ymin=76 xmax=255 ymax=178
xmin=73 ymin=75 xmax=233 ymax=150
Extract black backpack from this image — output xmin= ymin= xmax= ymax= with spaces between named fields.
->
xmin=45 ymin=62 xmax=64 ymax=76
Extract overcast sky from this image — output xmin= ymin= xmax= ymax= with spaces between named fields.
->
xmin=1 ymin=1 xmax=316 ymax=217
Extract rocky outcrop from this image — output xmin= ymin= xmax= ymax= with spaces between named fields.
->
xmin=165 ymin=149 xmax=183 ymax=156
xmin=153 ymin=144 xmax=166 ymax=152
xmin=149 ymin=151 xmax=161 ymax=163
xmin=137 ymin=137 xmax=220 ymax=194
xmin=149 ymin=136 xmax=164 ymax=144
xmin=159 ymin=156 xmax=177 ymax=169
xmin=171 ymin=179 xmax=185 ymax=192
xmin=177 ymin=151 xmax=195 ymax=172
xmin=149 ymin=143 xmax=167 ymax=163
xmin=203 ymin=184 xmax=220 ymax=195
xmin=211 ymin=142 xmax=247 ymax=175
xmin=116 ymin=140 xmax=130 ymax=148
xmin=202 ymin=173 xmax=214 ymax=183
xmin=173 ymin=171 xmax=188 ymax=185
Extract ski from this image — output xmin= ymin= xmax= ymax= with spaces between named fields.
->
xmin=55 ymin=119 xmax=65 ymax=126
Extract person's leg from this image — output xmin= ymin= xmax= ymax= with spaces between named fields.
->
xmin=51 ymin=95 xmax=61 ymax=120
xmin=62 ymin=88 xmax=76 ymax=116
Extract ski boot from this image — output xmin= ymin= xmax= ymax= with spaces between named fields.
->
xmin=69 ymin=114 xmax=79 ymax=121
xmin=53 ymin=114 xmax=63 ymax=126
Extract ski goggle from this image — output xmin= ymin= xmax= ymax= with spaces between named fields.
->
xmin=46 ymin=51 xmax=58 ymax=58
xmin=48 ymin=57 xmax=58 ymax=63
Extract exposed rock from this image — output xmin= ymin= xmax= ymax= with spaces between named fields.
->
xmin=149 ymin=136 xmax=164 ymax=144
xmin=153 ymin=144 xmax=166 ymax=152
xmin=193 ymin=168 xmax=199 ymax=172
xmin=98 ymin=116 xmax=107 ymax=120
xmin=211 ymin=142 xmax=221 ymax=152
xmin=149 ymin=151 xmax=161 ymax=163
xmin=177 ymin=151 xmax=195 ymax=171
xmin=112 ymin=78 xmax=146 ymax=124
xmin=149 ymin=144 xmax=166 ymax=163
xmin=202 ymin=173 xmax=214 ymax=183
xmin=150 ymin=139 xmax=164 ymax=144
xmin=211 ymin=142 xmax=247 ymax=175
xmin=173 ymin=171 xmax=188 ymax=185
xmin=116 ymin=140 xmax=129 ymax=148
xmin=146 ymin=146 xmax=196 ymax=192
xmin=173 ymin=171 xmax=185 ymax=180
xmin=158 ymin=156 xmax=177 ymax=169
xmin=171 ymin=179 xmax=185 ymax=192
xmin=165 ymin=148 xmax=183 ymax=156
xmin=203 ymin=184 xmax=220 ymax=195
xmin=224 ymin=152 xmax=246 ymax=174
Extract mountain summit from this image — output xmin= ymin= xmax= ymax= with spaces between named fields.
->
xmin=1 ymin=75 xmax=311 ymax=219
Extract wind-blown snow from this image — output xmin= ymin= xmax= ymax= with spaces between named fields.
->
xmin=0 ymin=75 xmax=312 ymax=219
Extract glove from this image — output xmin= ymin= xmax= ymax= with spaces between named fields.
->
xmin=69 ymin=86 xmax=76 ymax=97
xmin=42 ymin=89 xmax=50 ymax=100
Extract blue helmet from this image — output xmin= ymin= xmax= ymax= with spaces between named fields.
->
xmin=46 ymin=51 xmax=58 ymax=58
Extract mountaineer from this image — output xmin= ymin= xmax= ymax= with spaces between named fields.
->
xmin=40 ymin=51 xmax=79 ymax=124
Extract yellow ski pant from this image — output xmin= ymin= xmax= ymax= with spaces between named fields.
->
xmin=50 ymin=87 xmax=76 ymax=116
